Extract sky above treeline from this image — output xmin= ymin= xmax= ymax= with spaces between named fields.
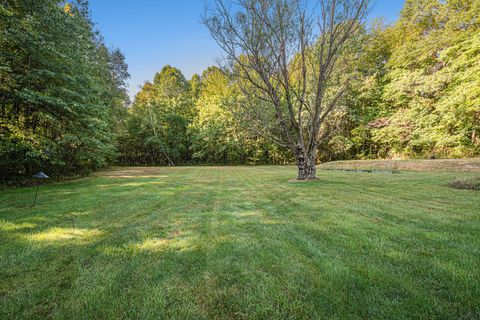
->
xmin=90 ymin=0 xmax=406 ymax=101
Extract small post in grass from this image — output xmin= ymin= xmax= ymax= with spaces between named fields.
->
xmin=32 ymin=171 xmax=50 ymax=206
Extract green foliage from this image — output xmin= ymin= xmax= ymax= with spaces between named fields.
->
xmin=122 ymin=66 xmax=195 ymax=165
xmin=120 ymin=66 xmax=291 ymax=166
xmin=316 ymin=0 xmax=480 ymax=161
xmin=371 ymin=0 xmax=480 ymax=158
xmin=316 ymin=22 xmax=391 ymax=161
xmin=189 ymin=67 xmax=240 ymax=163
xmin=0 ymin=0 xmax=129 ymax=181
xmin=189 ymin=67 xmax=286 ymax=164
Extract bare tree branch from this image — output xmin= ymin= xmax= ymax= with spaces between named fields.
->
xmin=203 ymin=0 xmax=371 ymax=179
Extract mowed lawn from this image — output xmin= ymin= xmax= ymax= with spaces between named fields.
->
xmin=1 ymin=166 xmax=479 ymax=319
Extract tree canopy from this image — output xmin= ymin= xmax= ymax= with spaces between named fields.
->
xmin=0 ymin=0 xmax=129 ymax=181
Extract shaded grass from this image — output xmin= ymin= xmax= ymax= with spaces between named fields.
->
xmin=0 ymin=166 xmax=479 ymax=319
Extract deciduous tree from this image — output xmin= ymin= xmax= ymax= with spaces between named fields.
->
xmin=204 ymin=0 xmax=370 ymax=179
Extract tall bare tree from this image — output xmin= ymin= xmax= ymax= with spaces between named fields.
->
xmin=204 ymin=0 xmax=370 ymax=179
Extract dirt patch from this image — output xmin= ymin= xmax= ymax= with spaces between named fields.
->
xmin=95 ymin=167 xmax=170 ymax=178
xmin=288 ymin=178 xmax=321 ymax=183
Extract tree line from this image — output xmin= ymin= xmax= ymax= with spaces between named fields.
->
xmin=1 ymin=0 xmax=479 ymax=181
xmin=1 ymin=0 xmax=129 ymax=182
xmin=118 ymin=65 xmax=292 ymax=167
xmin=122 ymin=0 xmax=479 ymax=170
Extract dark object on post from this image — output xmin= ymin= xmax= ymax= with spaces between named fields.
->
xmin=32 ymin=171 xmax=50 ymax=206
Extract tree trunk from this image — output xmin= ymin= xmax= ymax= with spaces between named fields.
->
xmin=296 ymin=150 xmax=317 ymax=180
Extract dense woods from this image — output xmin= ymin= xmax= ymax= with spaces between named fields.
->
xmin=0 ymin=0 xmax=129 ymax=181
xmin=1 ymin=0 xmax=479 ymax=181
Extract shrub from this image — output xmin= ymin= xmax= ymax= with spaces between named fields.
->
xmin=448 ymin=177 xmax=480 ymax=191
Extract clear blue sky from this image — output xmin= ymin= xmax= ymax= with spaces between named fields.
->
xmin=90 ymin=0 xmax=406 ymax=100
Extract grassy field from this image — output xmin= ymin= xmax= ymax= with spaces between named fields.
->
xmin=319 ymin=158 xmax=480 ymax=172
xmin=1 ymin=166 xmax=479 ymax=319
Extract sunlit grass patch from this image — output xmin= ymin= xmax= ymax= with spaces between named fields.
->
xmin=27 ymin=227 xmax=103 ymax=242
xmin=132 ymin=234 xmax=196 ymax=253
xmin=0 ymin=220 xmax=36 ymax=231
